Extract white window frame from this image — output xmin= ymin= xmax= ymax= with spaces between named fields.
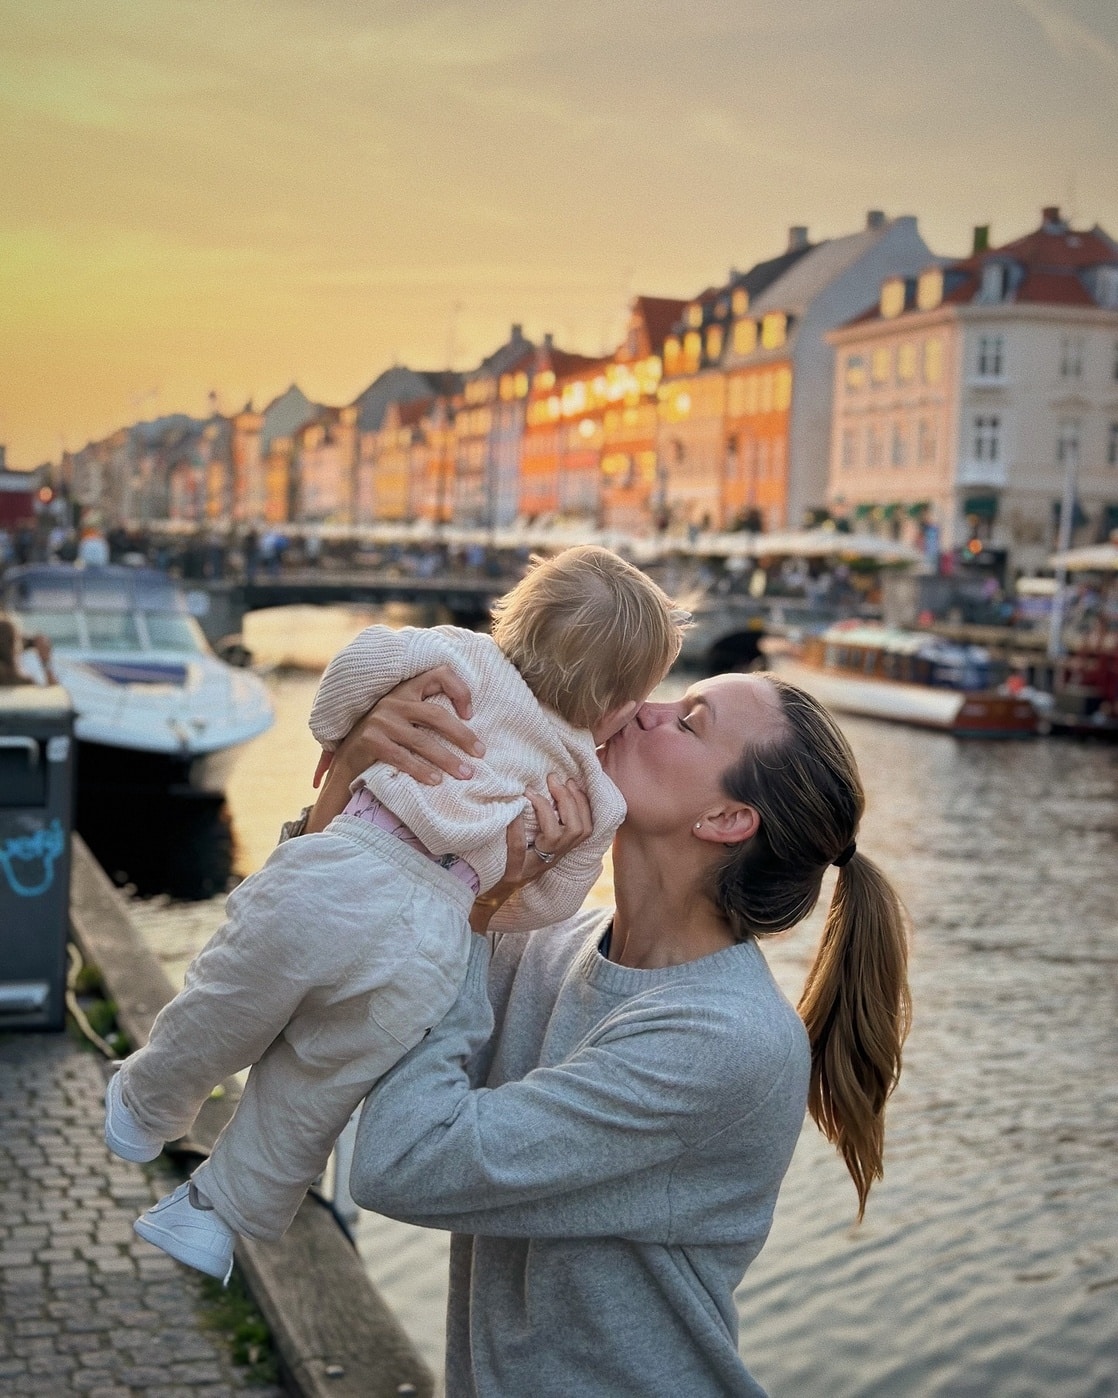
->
xmin=973 ymin=414 xmax=1001 ymax=462
xmin=976 ymin=334 xmax=1004 ymax=378
xmin=1060 ymin=336 xmax=1084 ymax=379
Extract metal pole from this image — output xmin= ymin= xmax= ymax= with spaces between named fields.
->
xmin=1047 ymin=439 xmax=1078 ymax=661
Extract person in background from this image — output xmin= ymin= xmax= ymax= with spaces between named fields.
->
xmin=310 ymin=664 xmax=911 ymax=1397
xmin=0 ymin=616 xmax=57 ymax=686
xmin=106 ymin=547 xmax=686 ymax=1288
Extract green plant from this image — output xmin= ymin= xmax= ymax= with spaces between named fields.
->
xmin=199 ymin=1270 xmax=280 ymax=1385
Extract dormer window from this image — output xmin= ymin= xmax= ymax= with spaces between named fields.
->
xmin=705 ymin=326 xmax=724 ymax=361
xmin=916 ymin=269 xmax=943 ymax=311
xmin=979 ymin=262 xmax=1007 ymax=302
xmin=880 ymin=278 xmax=906 ymax=319
xmin=731 ymin=287 xmax=749 ymax=317
xmin=1095 ymin=266 xmax=1118 ymax=310
xmin=686 ymin=304 xmax=704 ymax=328
xmin=761 ymin=313 xmax=787 ymax=350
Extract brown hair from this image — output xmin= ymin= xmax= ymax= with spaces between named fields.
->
xmin=713 ymin=674 xmax=911 ymax=1219
xmin=491 ymin=546 xmax=686 ymax=730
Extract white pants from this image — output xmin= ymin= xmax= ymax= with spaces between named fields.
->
xmin=119 ymin=816 xmax=474 ymax=1240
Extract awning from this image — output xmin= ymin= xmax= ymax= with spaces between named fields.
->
xmin=963 ymin=495 xmax=998 ymax=520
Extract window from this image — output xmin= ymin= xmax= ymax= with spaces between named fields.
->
xmin=977 ymin=335 xmax=1004 ymax=378
xmin=686 ymin=303 xmax=704 ymax=328
xmin=891 ymin=424 xmax=907 ymax=467
xmin=841 ymin=429 xmax=857 ymax=469
xmin=733 ymin=319 xmax=758 ymax=356
xmin=759 ymin=372 xmax=774 ymax=413
xmin=1095 ymin=266 xmax=1118 ymax=309
xmin=774 ymin=367 xmax=792 ymax=411
xmin=871 ymin=347 xmax=892 ymax=384
xmin=705 ymin=326 xmax=723 ymax=361
xmin=844 ymin=354 xmax=867 ymax=390
xmin=880 ymin=279 xmax=906 ymax=319
xmin=897 ymin=343 xmax=917 ymax=383
xmin=867 ymin=427 xmax=884 ymax=468
xmin=761 ymin=313 xmax=787 ymax=350
xmin=683 ymin=331 xmax=702 ymax=368
xmin=924 ymin=338 xmax=943 ymax=384
xmin=731 ymin=287 xmax=749 ymax=316
xmin=1056 ymin=419 xmax=1080 ymax=470
xmin=979 ymin=262 xmax=1007 ymax=302
xmin=1060 ymin=336 xmax=1084 ymax=379
xmin=973 ymin=415 xmax=1001 ymax=462
xmin=1108 ymin=422 xmax=1118 ymax=467
xmin=916 ymin=268 xmax=943 ymax=311
xmin=918 ymin=418 xmax=937 ymax=465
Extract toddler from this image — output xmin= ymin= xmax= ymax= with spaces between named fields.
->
xmin=105 ymin=546 xmax=684 ymax=1282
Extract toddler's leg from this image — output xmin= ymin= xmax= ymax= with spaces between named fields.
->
xmin=114 ymin=835 xmax=345 ymax=1144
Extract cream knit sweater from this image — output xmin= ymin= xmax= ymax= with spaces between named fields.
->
xmin=308 ymin=624 xmax=626 ymax=933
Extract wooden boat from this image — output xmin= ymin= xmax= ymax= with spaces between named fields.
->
xmin=773 ymin=622 xmax=1042 ymax=737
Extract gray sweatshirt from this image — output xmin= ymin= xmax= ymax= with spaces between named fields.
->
xmin=350 ymin=908 xmax=810 ymax=1397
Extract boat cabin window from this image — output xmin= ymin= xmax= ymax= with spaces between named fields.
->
xmin=86 ymin=611 xmax=143 ymax=652
xmin=82 ymin=576 xmax=134 ymax=612
xmin=13 ymin=609 xmax=83 ymax=648
xmin=143 ymin=613 xmax=207 ymax=654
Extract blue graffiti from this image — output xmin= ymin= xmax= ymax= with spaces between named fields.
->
xmin=0 ymin=819 xmax=66 ymax=898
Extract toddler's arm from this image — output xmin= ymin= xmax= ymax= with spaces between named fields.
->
xmin=310 ymin=625 xmax=437 ymax=751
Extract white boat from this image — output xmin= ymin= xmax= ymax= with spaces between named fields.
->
xmin=3 ymin=564 xmax=274 ymax=793
xmin=773 ymin=622 xmax=1043 ymax=737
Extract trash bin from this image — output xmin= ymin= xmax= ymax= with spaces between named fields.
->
xmin=0 ymin=686 xmax=75 ymax=1031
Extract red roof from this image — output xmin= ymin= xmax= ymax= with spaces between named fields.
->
xmin=944 ymin=212 xmax=1116 ymax=307
xmin=631 ymin=295 xmax=689 ymax=353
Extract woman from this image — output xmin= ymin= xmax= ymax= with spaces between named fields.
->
xmin=309 ymin=666 xmax=910 ymax=1397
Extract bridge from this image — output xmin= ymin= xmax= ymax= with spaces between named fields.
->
xmin=192 ymin=570 xmax=508 ymax=649
xmin=192 ymin=568 xmax=856 ymax=672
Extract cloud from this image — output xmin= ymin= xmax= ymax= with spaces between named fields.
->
xmin=1010 ymin=0 xmax=1118 ymax=78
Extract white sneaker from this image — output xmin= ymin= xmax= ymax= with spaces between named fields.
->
xmin=104 ymin=1071 xmax=163 ymax=1163
xmin=134 ymin=1181 xmax=236 ymax=1284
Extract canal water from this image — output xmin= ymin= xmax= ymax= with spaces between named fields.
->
xmin=119 ymin=605 xmax=1118 ymax=1398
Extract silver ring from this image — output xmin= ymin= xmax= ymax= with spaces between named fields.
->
xmin=532 ymin=845 xmax=556 ymax=864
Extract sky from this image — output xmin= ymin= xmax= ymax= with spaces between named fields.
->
xmin=1 ymin=0 xmax=1116 ymax=469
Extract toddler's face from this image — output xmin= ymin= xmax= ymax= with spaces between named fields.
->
xmin=590 ymin=699 xmax=641 ymax=747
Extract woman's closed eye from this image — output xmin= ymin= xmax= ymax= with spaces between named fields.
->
xmin=677 ymin=711 xmax=697 ymax=733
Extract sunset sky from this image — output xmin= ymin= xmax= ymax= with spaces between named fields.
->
xmin=2 ymin=0 xmax=1116 ymax=469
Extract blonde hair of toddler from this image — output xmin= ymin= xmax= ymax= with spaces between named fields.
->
xmin=490 ymin=545 xmax=686 ymax=731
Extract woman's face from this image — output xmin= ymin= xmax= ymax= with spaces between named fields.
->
xmin=600 ymin=672 xmax=786 ymax=836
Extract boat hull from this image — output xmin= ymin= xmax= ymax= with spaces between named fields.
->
xmin=775 ymin=658 xmax=1040 ymax=737
xmin=75 ymin=736 xmax=247 ymax=797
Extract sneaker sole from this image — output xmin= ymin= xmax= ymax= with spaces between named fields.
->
xmin=104 ymin=1077 xmax=162 ymax=1163
xmin=133 ymin=1215 xmax=234 ymax=1283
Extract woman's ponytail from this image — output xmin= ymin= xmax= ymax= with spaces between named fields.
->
xmin=714 ymin=675 xmax=912 ymax=1218
xmin=797 ymin=853 xmax=911 ymax=1219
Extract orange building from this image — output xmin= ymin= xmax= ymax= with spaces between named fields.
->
xmin=374 ymin=398 xmax=434 ymax=521
xmin=599 ymin=296 xmax=687 ymax=533
xmin=520 ymin=340 xmax=610 ymax=522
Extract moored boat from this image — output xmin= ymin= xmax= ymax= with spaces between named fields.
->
xmin=772 ymin=622 xmax=1043 ymax=737
xmin=3 ymin=564 xmax=274 ymax=793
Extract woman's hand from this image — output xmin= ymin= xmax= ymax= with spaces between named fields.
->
xmin=305 ymin=666 xmax=483 ymax=834
xmin=470 ymin=776 xmax=593 ymax=935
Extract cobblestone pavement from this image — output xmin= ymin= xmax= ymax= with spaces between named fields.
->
xmin=0 ymin=1033 xmax=287 ymax=1397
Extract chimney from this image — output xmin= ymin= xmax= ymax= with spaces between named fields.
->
xmin=542 ymin=332 xmax=554 ymax=351
xmin=787 ymin=225 xmax=809 ymax=252
xmin=1042 ymin=205 xmax=1066 ymax=233
xmin=511 ymin=323 xmax=523 ymax=341
xmin=866 ymin=210 xmax=886 ymax=231
xmin=973 ymin=225 xmax=990 ymax=254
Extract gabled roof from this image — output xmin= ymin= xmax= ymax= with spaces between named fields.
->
xmin=630 ymin=296 xmax=689 ymax=354
xmin=941 ymin=213 xmax=1118 ymax=308
xmin=351 ymin=367 xmax=451 ymax=433
xmin=749 ymin=222 xmax=905 ymax=317
xmin=260 ymin=384 xmax=320 ymax=454
xmin=471 ymin=326 xmax=536 ymax=381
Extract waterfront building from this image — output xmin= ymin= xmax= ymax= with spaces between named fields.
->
xmin=826 ymin=206 xmax=1118 ymax=574
xmin=656 ymin=235 xmax=819 ymax=532
xmin=258 ymin=385 xmax=321 ymax=524
xmin=230 ymin=405 xmax=265 ymax=524
xmin=719 ymin=211 xmax=933 ymax=533
xmin=373 ymin=397 xmax=434 ymax=521
xmin=599 ymin=296 xmax=688 ymax=533
xmin=453 ymin=326 xmax=535 ymax=528
xmin=520 ymin=338 xmax=613 ymax=523
xmin=352 ymin=367 xmax=461 ymax=525
xmin=291 ymin=406 xmax=359 ymax=523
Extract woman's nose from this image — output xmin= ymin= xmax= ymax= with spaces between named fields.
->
xmin=636 ymin=702 xmax=675 ymax=729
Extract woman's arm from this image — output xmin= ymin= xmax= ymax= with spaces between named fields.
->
xmin=348 ymin=937 xmax=753 ymax=1242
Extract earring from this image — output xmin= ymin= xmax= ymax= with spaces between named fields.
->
xmin=694 ymin=821 xmax=702 ymax=830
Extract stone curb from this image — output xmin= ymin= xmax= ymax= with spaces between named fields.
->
xmin=69 ymin=834 xmax=436 ymax=1398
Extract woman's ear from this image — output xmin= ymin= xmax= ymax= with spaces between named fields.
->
xmin=694 ymin=804 xmax=760 ymax=847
